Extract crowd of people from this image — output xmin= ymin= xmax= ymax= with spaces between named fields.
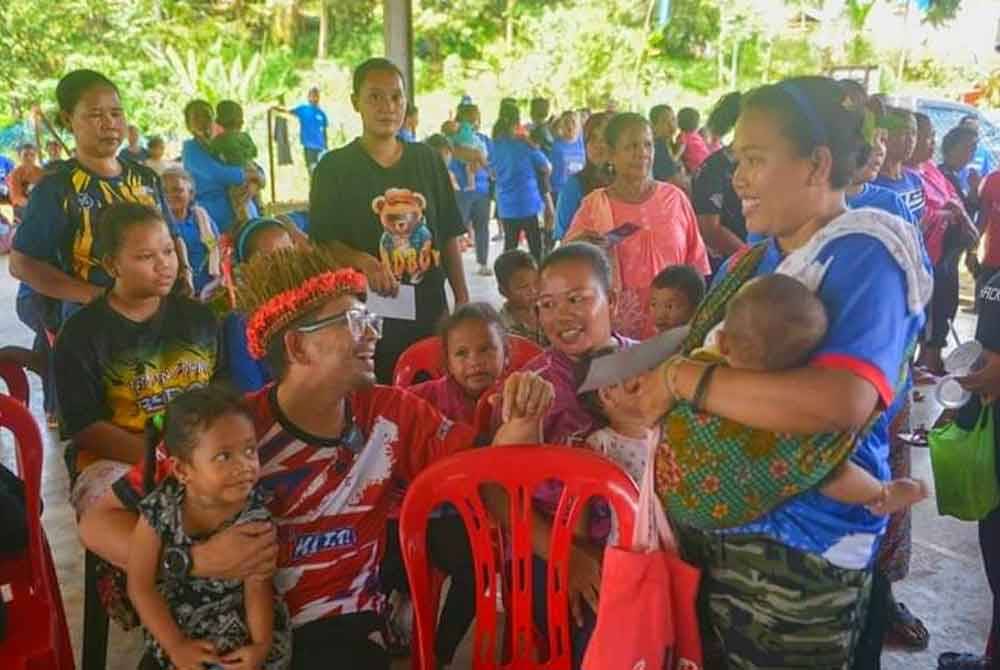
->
xmin=2 ymin=54 xmax=1000 ymax=670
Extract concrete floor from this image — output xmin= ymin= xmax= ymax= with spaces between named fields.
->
xmin=0 ymin=237 xmax=994 ymax=670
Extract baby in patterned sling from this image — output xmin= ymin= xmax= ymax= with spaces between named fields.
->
xmin=579 ymin=273 xmax=928 ymax=515
xmin=127 ymin=386 xmax=290 ymax=670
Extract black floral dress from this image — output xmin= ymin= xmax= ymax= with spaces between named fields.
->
xmin=137 ymin=478 xmax=291 ymax=670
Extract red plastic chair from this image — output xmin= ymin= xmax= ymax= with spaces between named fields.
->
xmin=399 ymin=445 xmax=640 ymax=670
xmin=393 ymin=335 xmax=543 ymax=387
xmin=0 ymin=393 xmax=75 ymax=670
xmin=0 ymin=359 xmax=30 ymax=406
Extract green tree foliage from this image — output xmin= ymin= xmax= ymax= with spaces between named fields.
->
xmin=0 ymin=0 xmax=976 ymax=142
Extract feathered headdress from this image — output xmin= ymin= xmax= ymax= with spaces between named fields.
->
xmin=237 ymin=245 xmax=367 ymax=359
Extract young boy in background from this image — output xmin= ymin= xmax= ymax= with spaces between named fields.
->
xmin=494 ymin=249 xmax=547 ymax=346
xmin=649 ymin=264 xmax=706 ymax=334
xmin=209 ymin=100 xmax=260 ymax=226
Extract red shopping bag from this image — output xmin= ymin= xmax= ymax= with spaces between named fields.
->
xmin=582 ymin=435 xmax=702 ymax=670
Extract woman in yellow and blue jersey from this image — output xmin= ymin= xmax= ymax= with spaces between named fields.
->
xmin=10 ymin=69 xmax=181 ymax=321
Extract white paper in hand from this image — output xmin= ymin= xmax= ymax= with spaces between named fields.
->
xmin=576 ymin=326 xmax=690 ymax=394
xmin=366 ymin=284 xmax=416 ymax=321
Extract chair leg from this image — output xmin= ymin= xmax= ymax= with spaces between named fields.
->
xmin=82 ymin=550 xmax=109 ymax=670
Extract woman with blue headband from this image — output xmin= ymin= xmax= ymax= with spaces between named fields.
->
xmin=646 ymin=76 xmax=932 ymax=667
xmin=222 ymin=217 xmax=297 ymax=392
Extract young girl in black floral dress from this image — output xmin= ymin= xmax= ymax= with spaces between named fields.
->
xmin=127 ymin=385 xmax=290 ymax=670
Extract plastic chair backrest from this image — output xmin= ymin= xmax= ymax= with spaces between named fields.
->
xmin=393 ymin=337 xmax=445 ymax=387
xmin=0 ymin=394 xmax=44 ymax=588
xmin=394 ymin=335 xmax=544 ymax=388
xmin=399 ymin=445 xmax=639 ymax=670
xmin=0 ymin=360 xmax=30 ymax=407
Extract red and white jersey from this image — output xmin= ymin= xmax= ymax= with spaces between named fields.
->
xmin=115 ymin=384 xmax=473 ymax=628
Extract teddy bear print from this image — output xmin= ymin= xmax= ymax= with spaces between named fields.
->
xmin=372 ymin=188 xmax=439 ymax=284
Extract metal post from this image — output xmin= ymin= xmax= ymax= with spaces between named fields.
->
xmin=383 ymin=0 xmax=415 ymax=102
xmin=267 ymin=107 xmax=277 ymax=207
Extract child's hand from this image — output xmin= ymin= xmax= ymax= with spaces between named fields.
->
xmin=493 ymin=370 xmax=555 ymax=444
xmin=166 ymin=638 xmax=220 ymax=670
xmin=500 ymin=370 xmax=554 ymax=423
xmin=220 ymin=641 xmax=271 ymax=669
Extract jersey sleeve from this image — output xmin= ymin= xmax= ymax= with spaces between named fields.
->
xmin=396 ymin=392 xmax=474 ymax=481
xmin=977 ymin=274 xmax=1000 ymax=352
xmin=809 ymin=234 xmax=920 ymax=407
xmin=53 ymin=321 xmax=108 ymax=436
xmin=223 ymin=313 xmax=269 ymax=392
xmin=12 ymin=176 xmax=69 ymax=262
xmin=530 ymin=147 xmax=551 ymax=173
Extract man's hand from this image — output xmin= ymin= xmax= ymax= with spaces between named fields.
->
xmin=567 ymin=544 xmax=602 ymax=627
xmin=960 ymin=353 xmax=1000 ymax=399
xmin=166 ymin=638 xmax=220 ymax=670
xmin=358 ymin=253 xmax=400 ymax=297
xmin=220 ymin=642 xmax=270 ymax=669
xmin=191 ymin=521 xmax=277 ymax=581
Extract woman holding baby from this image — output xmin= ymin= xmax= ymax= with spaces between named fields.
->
xmin=650 ymin=76 xmax=933 ymax=668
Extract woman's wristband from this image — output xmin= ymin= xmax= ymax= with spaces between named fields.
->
xmin=664 ymin=356 xmax=684 ymax=400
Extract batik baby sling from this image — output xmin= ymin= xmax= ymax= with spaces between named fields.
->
xmin=654 ymin=225 xmax=923 ymax=530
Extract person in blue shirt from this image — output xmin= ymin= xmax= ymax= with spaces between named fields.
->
xmin=117 ymin=124 xmax=148 ymax=163
xmin=290 ymin=86 xmax=329 ymax=173
xmin=660 ymin=76 xmax=930 ymax=668
xmin=449 ymin=103 xmax=494 ymax=275
xmin=549 ymin=111 xmax=586 ymax=206
xmin=0 ymin=154 xmax=14 ymax=202
xmin=491 ymin=103 xmax=552 ymax=263
xmin=161 ymin=166 xmax=220 ymax=297
xmin=846 ymin=128 xmax=918 ymax=225
xmin=554 ymin=112 xmax=613 ymax=242
xmin=398 ymin=106 xmax=418 ymax=143
xmin=873 ymin=108 xmax=926 ymax=224
xmin=181 ymin=99 xmax=260 ymax=234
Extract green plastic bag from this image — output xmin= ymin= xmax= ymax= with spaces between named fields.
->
xmin=929 ymin=404 xmax=1000 ymax=521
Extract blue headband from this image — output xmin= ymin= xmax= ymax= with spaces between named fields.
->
xmin=778 ymin=82 xmax=828 ymax=146
xmin=235 ymin=217 xmax=285 ymax=264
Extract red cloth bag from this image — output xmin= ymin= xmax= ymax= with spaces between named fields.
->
xmin=582 ymin=437 xmax=703 ymax=670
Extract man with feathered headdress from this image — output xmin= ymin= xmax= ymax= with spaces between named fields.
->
xmin=79 ymin=243 xmax=554 ymax=669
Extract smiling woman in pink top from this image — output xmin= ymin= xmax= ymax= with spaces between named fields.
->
xmin=565 ymin=112 xmax=710 ymax=338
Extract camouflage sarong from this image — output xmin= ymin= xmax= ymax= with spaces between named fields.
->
xmin=679 ymin=527 xmax=871 ymax=670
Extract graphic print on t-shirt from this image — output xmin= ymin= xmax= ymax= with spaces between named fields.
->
xmin=372 ymin=187 xmax=440 ymax=284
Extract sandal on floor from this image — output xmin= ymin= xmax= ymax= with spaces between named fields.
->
xmin=886 ymin=601 xmax=930 ymax=651
xmin=938 ymin=652 xmax=991 ymax=669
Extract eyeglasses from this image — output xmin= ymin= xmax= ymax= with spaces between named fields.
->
xmin=297 ymin=307 xmax=383 ymax=340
